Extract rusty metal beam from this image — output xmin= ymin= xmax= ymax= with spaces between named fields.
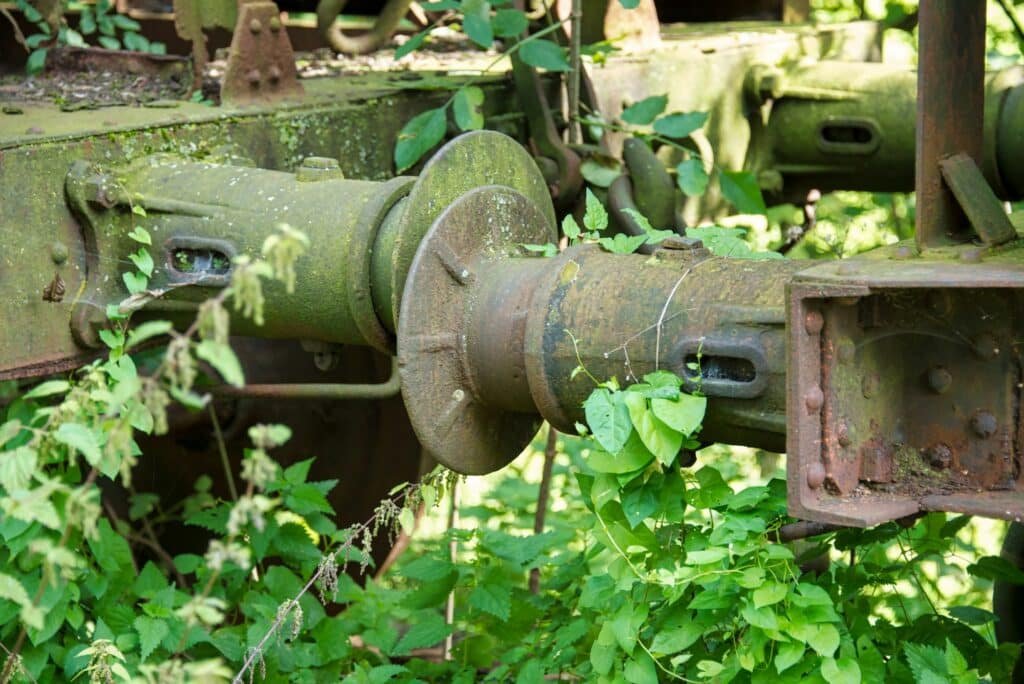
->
xmin=915 ymin=0 xmax=987 ymax=249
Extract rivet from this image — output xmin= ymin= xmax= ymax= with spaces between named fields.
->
xmin=925 ymin=444 xmax=952 ymax=469
xmin=861 ymin=374 xmax=878 ymax=398
xmin=804 ymin=310 xmax=823 ymax=335
xmin=268 ymin=65 xmax=282 ymax=82
xmin=836 ymin=421 xmax=852 ymax=447
xmin=452 ymin=388 xmax=465 ymax=402
xmin=807 ymin=461 xmax=826 ymax=490
xmin=50 ymin=241 xmax=69 ymax=264
xmin=249 ymin=18 xmax=263 ymax=33
xmin=927 ymin=366 xmax=952 ymax=394
xmin=246 ymin=69 xmax=261 ymax=86
xmin=971 ymin=410 xmax=997 ymax=439
xmin=269 ymin=16 xmax=282 ymax=31
xmin=805 ymin=386 xmax=824 ymax=412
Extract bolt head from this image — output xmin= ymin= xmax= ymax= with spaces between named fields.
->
xmin=246 ymin=69 xmax=261 ymax=86
xmin=804 ymin=310 xmax=823 ymax=335
xmin=249 ymin=18 xmax=263 ymax=33
xmin=807 ymin=461 xmax=826 ymax=490
xmin=836 ymin=421 xmax=852 ymax=447
xmin=927 ymin=366 xmax=952 ymax=394
xmin=50 ymin=241 xmax=69 ymax=264
xmin=269 ymin=16 xmax=282 ymax=31
xmin=925 ymin=444 xmax=953 ymax=469
xmin=805 ymin=386 xmax=824 ymax=413
xmin=268 ymin=65 xmax=282 ymax=82
xmin=971 ymin=410 xmax=998 ymax=439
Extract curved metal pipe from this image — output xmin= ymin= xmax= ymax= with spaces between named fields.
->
xmin=316 ymin=0 xmax=413 ymax=55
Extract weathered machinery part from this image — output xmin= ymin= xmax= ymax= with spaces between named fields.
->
xmin=173 ymin=0 xmax=237 ymax=87
xmin=995 ymin=523 xmax=1024 ymax=682
xmin=316 ymin=0 xmax=413 ymax=55
xmin=209 ymin=355 xmax=401 ymax=398
xmin=621 ymin=137 xmax=676 ymax=230
xmin=787 ymin=252 xmax=1024 ymax=527
xmin=397 ymin=186 xmax=555 ymax=474
xmin=763 ymin=62 xmax=1024 ymax=203
xmin=126 ymin=339 xmax=423 ymax=571
xmin=221 ymin=0 xmax=304 ymax=104
xmin=388 ymin=131 xmax=556 ymax=329
xmin=608 ymin=175 xmax=658 ymax=253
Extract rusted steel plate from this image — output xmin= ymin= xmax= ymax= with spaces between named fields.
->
xmin=939 ymin=153 xmax=1018 ymax=247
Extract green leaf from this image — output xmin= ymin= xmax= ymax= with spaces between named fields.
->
xmin=821 ymin=657 xmax=860 ymax=684
xmin=945 ymin=640 xmax=969 ymax=677
xmin=54 ymin=423 xmax=102 ymax=467
xmin=129 ymin=248 xmax=154 ymax=277
xmin=621 ymin=95 xmax=668 ymax=126
xmin=195 ymin=340 xmax=245 ymax=387
xmin=719 ymin=170 xmax=767 ymax=215
xmin=624 ymin=649 xmax=658 ymax=684
xmin=79 ymin=9 xmax=97 ymax=34
xmin=469 ymin=581 xmax=511 ymax=621
xmin=398 ymin=507 xmax=415 ymax=534
xmin=134 ymin=616 xmax=169 ymax=662
xmin=126 ymin=320 xmax=172 ymax=349
xmin=650 ymin=621 xmax=703 ymax=655
xmin=395 ymin=107 xmax=447 ymax=173
xmin=904 ymin=642 xmax=948 ymax=682
xmin=492 ymin=8 xmax=528 ymax=37
xmin=591 ymin=623 xmax=617 ymax=675
xmin=393 ymin=612 xmax=451 ymax=654
xmin=967 ymin=555 xmax=1024 ymax=584
xmin=123 ymin=271 xmax=148 ymax=294
xmin=402 ymin=556 xmax=455 ymax=582
xmin=650 ymin=394 xmax=705 ymax=437
xmin=621 ymin=485 xmax=658 ymax=528
xmin=584 ymin=188 xmax=609 ymax=232
xmin=586 ymin=433 xmax=653 ymax=474
xmin=562 ymin=214 xmax=581 ymax=241
xmin=453 ymin=86 xmax=485 ymax=131
xmin=775 ymin=641 xmax=804 ymax=674
xmin=0 ymin=446 xmax=36 ymax=493
xmin=583 ymin=389 xmax=632 ymax=454
xmin=521 ymin=242 xmax=558 ymax=257
xmin=623 ymin=392 xmax=681 ymax=466
xmin=752 ymin=581 xmax=788 ymax=609
xmin=98 ymin=35 xmax=121 ymax=50
xmin=685 ymin=547 xmax=728 ymax=565
xmin=806 ymin=623 xmax=840 ymax=658
xmin=461 ymin=0 xmax=493 ymax=48
xmin=519 ymin=39 xmax=570 ymax=72
xmin=395 ymin=29 xmax=428 ymax=59
xmin=128 ymin=226 xmax=152 ymax=245
xmin=598 ymin=233 xmax=647 ymax=255
xmin=947 ymin=605 xmax=996 ymax=625
xmin=285 ymin=483 xmax=334 ymax=516
xmin=26 ymin=48 xmax=47 ymax=75
xmin=676 ymin=158 xmax=709 ymax=196
xmin=652 ymin=111 xmax=707 ymax=139
xmin=24 ymin=380 xmax=70 ymax=399
xmin=98 ymin=328 xmax=124 ymax=350
xmin=0 ymin=420 xmax=21 ymax=448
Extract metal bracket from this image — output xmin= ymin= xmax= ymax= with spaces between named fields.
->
xmin=221 ymin=0 xmax=303 ymax=105
xmin=940 ymin=153 xmax=1018 ymax=247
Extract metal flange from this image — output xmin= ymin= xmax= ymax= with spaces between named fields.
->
xmin=389 ymin=130 xmax=556 ymax=328
xmin=397 ymin=185 xmax=555 ymax=474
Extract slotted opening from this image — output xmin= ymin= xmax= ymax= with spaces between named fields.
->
xmin=684 ymin=354 xmax=757 ymax=384
xmin=171 ymin=248 xmax=231 ymax=275
xmin=819 ymin=122 xmax=875 ymax=148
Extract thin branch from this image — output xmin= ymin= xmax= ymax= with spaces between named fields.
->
xmin=208 ymin=403 xmax=238 ymax=502
xmin=566 ymin=0 xmax=582 ymax=145
xmin=0 ymin=8 xmax=28 ymax=53
xmin=530 ymin=428 xmax=558 ymax=594
xmin=443 ymin=480 xmax=460 ymax=661
xmin=654 ymin=267 xmax=693 ymax=370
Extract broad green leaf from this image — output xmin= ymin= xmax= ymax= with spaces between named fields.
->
xmin=469 ymin=581 xmax=511 ymax=621
xmin=581 ymin=156 xmax=622 ymax=188
xmin=598 ymin=233 xmax=647 ymax=255
xmin=453 ymin=86 xmax=485 ymax=131
xmin=398 ymin=507 xmax=415 ymax=534
xmin=402 ymin=556 xmax=455 ymax=582
xmin=134 ymin=615 xmax=169 ymax=662
xmin=653 ymin=111 xmax=707 ymax=139
xmin=521 ymin=242 xmax=558 ymax=257
xmin=562 ymin=214 xmax=582 ymax=241
xmin=461 ymin=0 xmax=493 ymax=48
xmin=492 ymin=8 xmax=527 ymax=37
xmin=519 ymin=39 xmax=570 ymax=72
xmin=775 ymin=641 xmax=804 ymax=674
xmin=126 ymin=321 xmax=173 ymax=349
xmin=395 ymin=29 xmax=427 ymax=59
xmin=676 ymin=158 xmax=709 ymax=196
xmin=719 ymin=170 xmax=767 ymax=215
xmin=806 ymin=623 xmax=840 ymax=658
xmin=395 ymin=107 xmax=447 ymax=172
xmin=129 ymin=248 xmax=154 ymax=277
xmin=740 ymin=603 xmax=778 ymax=630
xmin=621 ymin=485 xmax=658 ymax=528
xmin=623 ymin=650 xmax=658 ymax=684
xmin=904 ymin=642 xmax=948 ymax=682
xmin=98 ymin=328 xmax=125 ymax=351
xmin=696 ymin=661 xmax=724 ymax=678
xmin=0 ymin=420 xmax=21 ymax=447
xmin=752 ymin=581 xmax=788 ymax=609
xmin=591 ymin=623 xmax=617 ymax=674
xmin=685 ymin=547 xmax=728 ymax=565
xmin=24 ymin=379 xmax=70 ymax=399
xmin=26 ymin=48 xmax=47 ymax=75
xmin=650 ymin=621 xmax=703 ymax=655
xmin=650 ymin=394 xmax=705 ymax=437
xmin=623 ymin=392 xmax=681 ymax=466
xmin=583 ymin=388 xmax=631 ymax=454
xmin=195 ymin=340 xmax=245 ymax=387
xmin=128 ymin=226 xmax=152 ymax=245
xmin=821 ymin=657 xmax=861 ymax=684
xmin=0 ymin=446 xmax=36 ymax=493
xmin=621 ymin=95 xmax=668 ymax=125
xmin=54 ymin=423 xmax=102 ymax=467
xmin=584 ymin=188 xmax=609 ymax=231
xmin=393 ymin=612 xmax=451 ymax=654
xmin=123 ymin=271 xmax=148 ymax=295
xmin=967 ymin=555 xmax=1024 ymax=584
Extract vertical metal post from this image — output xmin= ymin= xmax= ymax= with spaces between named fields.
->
xmin=915 ymin=0 xmax=987 ymax=249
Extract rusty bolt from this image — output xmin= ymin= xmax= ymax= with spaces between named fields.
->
xmin=973 ymin=332 xmax=999 ymax=360
xmin=269 ymin=16 xmax=282 ymax=31
xmin=804 ymin=310 xmax=823 ymax=335
xmin=861 ymin=374 xmax=878 ymax=399
xmin=925 ymin=444 xmax=952 ymax=469
xmin=971 ymin=410 xmax=998 ymax=439
xmin=246 ymin=69 xmax=261 ymax=86
xmin=268 ymin=65 xmax=282 ymax=82
xmin=50 ymin=242 xmax=68 ymax=265
xmin=836 ymin=421 xmax=852 ymax=447
xmin=807 ymin=461 xmax=826 ymax=490
xmin=805 ymin=386 xmax=824 ymax=412
xmin=927 ymin=366 xmax=952 ymax=394
xmin=660 ymin=235 xmax=704 ymax=251
xmin=249 ymin=18 xmax=263 ymax=33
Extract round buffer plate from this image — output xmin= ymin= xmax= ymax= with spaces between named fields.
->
xmin=390 ymin=130 xmax=556 ymax=326
xmin=398 ymin=185 xmax=556 ymax=474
